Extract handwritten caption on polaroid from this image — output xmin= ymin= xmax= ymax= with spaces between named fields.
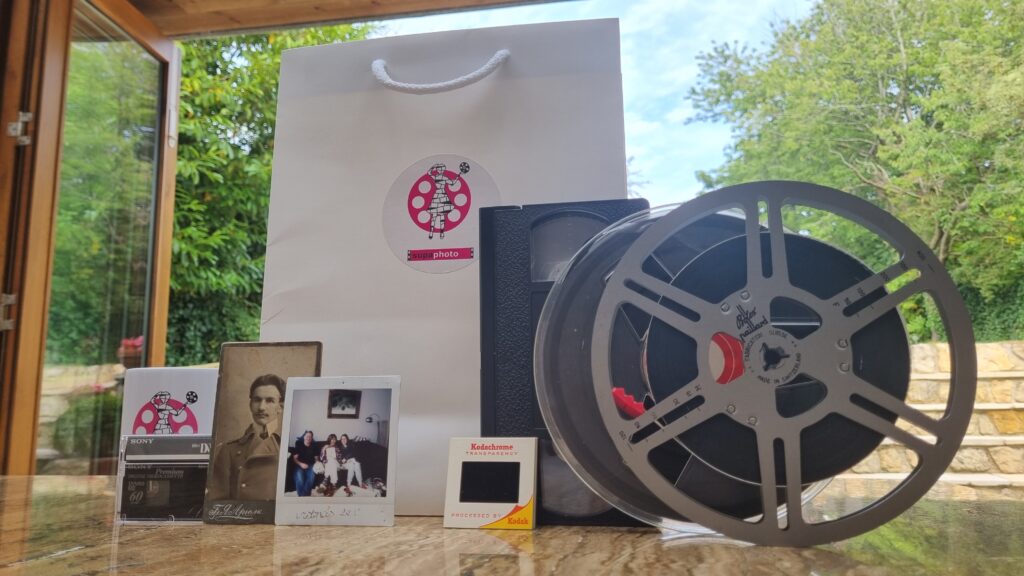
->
xmin=279 ymin=502 xmax=393 ymax=526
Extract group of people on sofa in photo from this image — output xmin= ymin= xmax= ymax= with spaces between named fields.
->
xmin=292 ymin=431 xmax=365 ymax=497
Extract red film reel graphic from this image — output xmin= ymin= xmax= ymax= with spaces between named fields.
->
xmin=407 ymin=163 xmax=472 ymax=234
xmin=132 ymin=399 xmax=199 ymax=435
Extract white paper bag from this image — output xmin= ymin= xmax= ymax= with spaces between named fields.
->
xmin=261 ymin=19 xmax=626 ymax=514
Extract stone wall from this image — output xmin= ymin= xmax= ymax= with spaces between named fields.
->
xmin=848 ymin=341 xmax=1024 ymax=480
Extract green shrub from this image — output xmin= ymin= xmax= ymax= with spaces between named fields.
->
xmin=52 ymin=391 xmax=122 ymax=458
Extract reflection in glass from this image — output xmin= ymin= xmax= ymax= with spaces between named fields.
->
xmin=36 ymin=1 xmax=161 ymax=474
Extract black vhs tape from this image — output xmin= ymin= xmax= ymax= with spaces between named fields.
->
xmin=480 ymin=198 xmax=649 ymax=526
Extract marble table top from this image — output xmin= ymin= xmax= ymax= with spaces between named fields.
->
xmin=1 ymin=475 xmax=1022 ymax=575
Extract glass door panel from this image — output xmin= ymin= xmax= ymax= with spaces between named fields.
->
xmin=35 ymin=0 xmax=161 ymax=474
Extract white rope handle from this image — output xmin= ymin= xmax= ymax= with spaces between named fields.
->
xmin=371 ymin=49 xmax=510 ymax=95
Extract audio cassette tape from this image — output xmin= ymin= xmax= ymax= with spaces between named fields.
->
xmin=534 ymin=181 xmax=977 ymax=545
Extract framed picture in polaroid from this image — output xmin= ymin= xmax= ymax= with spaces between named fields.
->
xmin=203 ymin=342 xmax=322 ymax=525
xmin=327 ymin=389 xmax=361 ymax=419
xmin=275 ymin=376 xmax=400 ymax=526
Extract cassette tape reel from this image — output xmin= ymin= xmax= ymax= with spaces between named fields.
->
xmin=535 ymin=181 xmax=976 ymax=546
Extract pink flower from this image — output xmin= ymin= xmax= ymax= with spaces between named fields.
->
xmin=119 ymin=336 xmax=144 ymax=351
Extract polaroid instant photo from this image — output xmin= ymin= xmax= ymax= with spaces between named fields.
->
xmin=203 ymin=342 xmax=322 ymax=524
xmin=121 ymin=368 xmax=218 ymax=436
xmin=275 ymin=376 xmax=400 ymax=526
xmin=444 ymin=437 xmax=537 ymax=529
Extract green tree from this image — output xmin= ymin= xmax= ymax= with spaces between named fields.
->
xmin=689 ymin=0 xmax=1024 ymax=341
xmin=169 ymin=25 xmax=373 ymax=365
xmin=47 ymin=40 xmax=158 ymax=365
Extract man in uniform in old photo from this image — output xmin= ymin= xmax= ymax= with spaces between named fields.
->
xmin=208 ymin=374 xmax=285 ymax=500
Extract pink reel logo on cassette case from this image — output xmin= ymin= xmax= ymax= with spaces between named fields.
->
xmin=132 ymin=390 xmax=199 ymax=434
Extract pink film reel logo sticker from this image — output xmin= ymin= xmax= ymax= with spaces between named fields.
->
xmin=407 ymin=161 xmax=472 ymax=239
xmin=132 ymin=390 xmax=199 ymax=435
xmin=383 ymin=154 xmax=500 ymax=274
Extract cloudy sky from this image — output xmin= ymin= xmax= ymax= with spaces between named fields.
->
xmin=373 ymin=0 xmax=813 ymax=207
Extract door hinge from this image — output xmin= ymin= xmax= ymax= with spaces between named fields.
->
xmin=5 ymin=111 xmax=32 ymax=146
xmin=0 ymin=293 xmax=16 ymax=332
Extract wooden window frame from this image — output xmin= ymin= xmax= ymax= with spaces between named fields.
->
xmin=1 ymin=0 xmax=179 ymax=474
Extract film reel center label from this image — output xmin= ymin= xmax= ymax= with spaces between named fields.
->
xmin=709 ymin=303 xmax=802 ymax=386
xmin=382 ymin=154 xmax=500 ymax=273
xmin=742 ymin=326 xmax=802 ymax=386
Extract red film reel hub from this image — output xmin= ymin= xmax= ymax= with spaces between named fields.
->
xmin=710 ymin=332 xmax=745 ymax=384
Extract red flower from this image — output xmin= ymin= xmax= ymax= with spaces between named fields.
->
xmin=119 ymin=336 xmax=144 ymax=351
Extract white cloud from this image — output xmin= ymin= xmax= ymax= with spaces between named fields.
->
xmin=664 ymin=102 xmax=694 ymax=124
xmin=624 ymin=112 xmax=661 ymax=138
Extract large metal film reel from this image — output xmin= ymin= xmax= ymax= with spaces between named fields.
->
xmin=535 ymin=181 xmax=976 ymax=546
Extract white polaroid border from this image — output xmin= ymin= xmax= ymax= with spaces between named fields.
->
xmin=275 ymin=376 xmax=400 ymax=526
xmin=443 ymin=437 xmax=537 ymax=529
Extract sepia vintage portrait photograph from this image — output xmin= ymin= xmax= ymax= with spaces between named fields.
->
xmin=276 ymin=377 xmax=400 ymax=526
xmin=204 ymin=341 xmax=321 ymax=524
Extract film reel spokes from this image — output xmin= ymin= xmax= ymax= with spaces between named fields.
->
xmin=538 ymin=181 xmax=976 ymax=546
